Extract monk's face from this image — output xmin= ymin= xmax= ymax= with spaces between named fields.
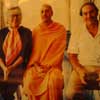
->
xmin=41 ymin=5 xmax=53 ymax=23
xmin=81 ymin=4 xmax=98 ymax=26
xmin=7 ymin=8 xmax=22 ymax=28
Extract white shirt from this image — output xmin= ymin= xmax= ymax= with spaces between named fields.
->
xmin=67 ymin=23 xmax=100 ymax=66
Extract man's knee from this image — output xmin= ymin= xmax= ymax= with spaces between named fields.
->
xmin=66 ymin=84 xmax=83 ymax=100
xmin=66 ymin=88 xmax=74 ymax=100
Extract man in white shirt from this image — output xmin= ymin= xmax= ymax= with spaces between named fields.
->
xmin=66 ymin=2 xmax=100 ymax=100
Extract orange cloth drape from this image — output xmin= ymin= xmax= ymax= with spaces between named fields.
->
xmin=3 ymin=28 xmax=22 ymax=65
xmin=23 ymin=22 xmax=66 ymax=100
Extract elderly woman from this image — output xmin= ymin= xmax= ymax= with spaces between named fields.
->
xmin=0 ymin=6 xmax=32 ymax=100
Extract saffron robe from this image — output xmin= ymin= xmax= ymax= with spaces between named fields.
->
xmin=23 ymin=22 xmax=66 ymax=100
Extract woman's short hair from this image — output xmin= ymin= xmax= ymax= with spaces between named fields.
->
xmin=7 ymin=6 xmax=22 ymax=16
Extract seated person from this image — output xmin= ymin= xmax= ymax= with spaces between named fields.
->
xmin=66 ymin=2 xmax=100 ymax=100
xmin=23 ymin=4 xmax=66 ymax=100
xmin=0 ymin=6 xmax=32 ymax=100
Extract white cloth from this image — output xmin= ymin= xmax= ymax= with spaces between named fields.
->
xmin=67 ymin=23 xmax=100 ymax=66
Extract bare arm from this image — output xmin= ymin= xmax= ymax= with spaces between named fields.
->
xmin=4 ymin=56 xmax=23 ymax=80
xmin=68 ymin=54 xmax=84 ymax=71
xmin=68 ymin=53 xmax=88 ymax=84
xmin=0 ymin=58 xmax=8 ymax=80
xmin=8 ymin=56 xmax=23 ymax=71
xmin=0 ymin=58 xmax=6 ymax=70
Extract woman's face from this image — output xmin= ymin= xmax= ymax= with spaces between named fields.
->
xmin=7 ymin=8 xmax=22 ymax=28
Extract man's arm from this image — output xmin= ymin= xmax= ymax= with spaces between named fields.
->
xmin=68 ymin=53 xmax=88 ymax=84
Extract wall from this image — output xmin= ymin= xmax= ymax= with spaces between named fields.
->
xmin=3 ymin=0 xmax=69 ymax=30
xmin=2 ymin=0 xmax=100 ymax=30
xmin=19 ymin=0 xmax=69 ymax=30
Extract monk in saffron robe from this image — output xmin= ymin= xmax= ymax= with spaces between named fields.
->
xmin=23 ymin=4 xmax=66 ymax=100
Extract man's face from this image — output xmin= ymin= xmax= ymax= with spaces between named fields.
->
xmin=82 ymin=5 xmax=98 ymax=25
xmin=41 ymin=5 xmax=53 ymax=23
xmin=7 ymin=8 xmax=22 ymax=28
